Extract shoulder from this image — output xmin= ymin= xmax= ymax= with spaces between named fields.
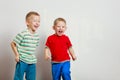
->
xmin=15 ymin=29 xmax=26 ymax=37
xmin=34 ymin=33 xmax=40 ymax=40
xmin=19 ymin=29 xmax=28 ymax=35
xmin=47 ymin=34 xmax=55 ymax=38
xmin=34 ymin=32 xmax=39 ymax=37
xmin=62 ymin=35 xmax=71 ymax=42
xmin=62 ymin=35 xmax=69 ymax=39
xmin=46 ymin=34 xmax=56 ymax=42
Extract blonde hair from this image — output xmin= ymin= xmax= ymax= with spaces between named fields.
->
xmin=53 ymin=17 xmax=66 ymax=25
xmin=26 ymin=11 xmax=40 ymax=21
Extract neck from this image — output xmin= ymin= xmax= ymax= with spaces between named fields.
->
xmin=28 ymin=28 xmax=35 ymax=34
xmin=54 ymin=33 xmax=63 ymax=36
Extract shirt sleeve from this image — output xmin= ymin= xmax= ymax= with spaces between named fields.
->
xmin=36 ymin=35 xmax=40 ymax=46
xmin=45 ymin=37 xmax=50 ymax=47
xmin=66 ymin=36 xmax=72 ymax=48
xmin=13 ymin=32 xmax=24 ymax=45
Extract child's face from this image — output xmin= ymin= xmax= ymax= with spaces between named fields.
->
xmin=53 ymin=21 xmax=66 ymax=36
xmin=26 ymin=15 xmax=40 ymax=33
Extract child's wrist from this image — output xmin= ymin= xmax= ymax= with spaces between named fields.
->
xmin=15 ymin=55 xmax=19 ymax=58
xmin=72 ymin=56 xmax=77 ymax=61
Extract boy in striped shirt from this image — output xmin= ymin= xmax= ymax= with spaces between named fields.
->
xmin=11 ymin=11 xmax=40 ymax=80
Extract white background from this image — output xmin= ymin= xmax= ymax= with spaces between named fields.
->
xmin=0 ymin=0 xmax=120 ymax=80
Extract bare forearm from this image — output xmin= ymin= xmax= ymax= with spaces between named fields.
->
xmin=11 ymin=41 xmax=20 ymax=62
xmin=44 ymin=47 xmax=51 ymax=60
xmin=11 ymin=41 xmax=19 ymax=57
xmin=69 ymin=47 xmax=77 ymax=61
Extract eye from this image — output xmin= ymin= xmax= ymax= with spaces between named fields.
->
xmin=62 ymin=26 xmax=65 ymax=28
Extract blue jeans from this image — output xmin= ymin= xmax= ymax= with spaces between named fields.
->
xmin=52 ymin=61 xmax=71 ymax=80
xmin=14 ymin=61 xmax=36 ymax=80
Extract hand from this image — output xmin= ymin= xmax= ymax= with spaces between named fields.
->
xmin=15 ymin=56 xmax=19 ymax=62
xmin=72 ymin=56 xmax=77 ymax=61
xmin=45 ymin=55 xmax=51 ymax=61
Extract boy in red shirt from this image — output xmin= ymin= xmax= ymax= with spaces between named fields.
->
xmin=44 ymin=17 xmax=77 ymax=80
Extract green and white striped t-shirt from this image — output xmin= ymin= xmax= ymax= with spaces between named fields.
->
xmin=13 ymin=29 xmax=40 ymax=64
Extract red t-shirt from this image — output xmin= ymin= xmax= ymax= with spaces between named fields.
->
xmin=46 ymin=34 xmax=72 ymax=62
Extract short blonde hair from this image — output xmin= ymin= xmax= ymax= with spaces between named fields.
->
xmin=26 ymin=11 xmax=40 ymax=21
xmin=53 ymin=17 xmax=66 ymax=26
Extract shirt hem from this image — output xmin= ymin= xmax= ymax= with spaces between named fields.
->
xmin=52 ymin=60 xmax=70 ymax=63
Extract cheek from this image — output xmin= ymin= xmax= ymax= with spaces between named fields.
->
xmin=64 ymin=27 xmax=67 ymax=30
xmin=64 ymin=28 xmax=66 ymax=30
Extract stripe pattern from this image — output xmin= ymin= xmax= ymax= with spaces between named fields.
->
xmin=13 ymin=29 xmax=39 ymax=64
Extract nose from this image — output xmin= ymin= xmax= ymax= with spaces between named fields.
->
xmin=60 ymin=26 xmax=63 ymax=29
xmin=36 ymin=22 xmax=40 ymax=25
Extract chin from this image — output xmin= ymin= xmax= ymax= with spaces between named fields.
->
xmin=32 ymin=29 xmax=36 ymax=32
xmin=57 ymin=34 xmax=63 ymax=36
xmin=33 ymin=28 xmax=38 ymax=31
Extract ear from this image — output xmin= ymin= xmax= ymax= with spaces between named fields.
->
xmin=26 ymin=20 xmax=29 ymax=26
xmin=53 ymin=26 xmax=55 ymax=30
xmin=25 ymin=20 xmax=28 ymax=25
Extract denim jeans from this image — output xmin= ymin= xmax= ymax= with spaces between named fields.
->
xmin=14 ymin=61 xmax=36 ymax=80
xmin=52 ymin=61 xmax=71 ymax=80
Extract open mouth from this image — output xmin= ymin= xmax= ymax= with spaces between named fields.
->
xmin=34 ymin=25 xmax=39 ymax=29
xmin=58 ymin=30 xmax=63 ymax=33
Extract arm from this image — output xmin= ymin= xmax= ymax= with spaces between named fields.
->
xmin=11 ymin=41 xmax=19 ymax=62
xmin=44 ymin=47 xmax=51 ymax=60
xmin=68 ymin=47 xmax=77 ymax=61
